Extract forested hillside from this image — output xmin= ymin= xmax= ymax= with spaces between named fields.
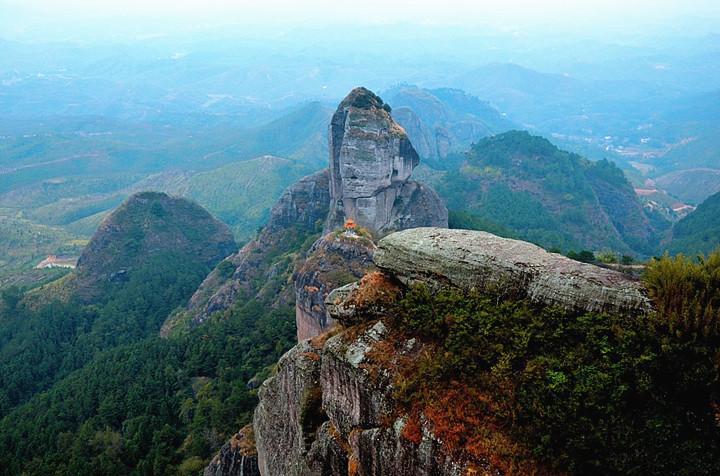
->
xmin=432 ymin=131 xmax=663 ymax=254
xmin=667 ymin=191 xmax=720 ymax=256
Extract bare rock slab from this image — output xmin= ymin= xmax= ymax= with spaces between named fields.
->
xmin=374 ymin=227 xmax=651 ymax=316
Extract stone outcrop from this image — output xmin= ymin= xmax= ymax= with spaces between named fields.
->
xmin=373 ymin=227 xmax=652 ymax=316
xmin=294 ymin=231 xmax=376 ymax=341
xmin=325 ymin=87 xmax=447 ymax=234
xmin=252 ymin=227 xmax=656 ymax=476
xmin=253 ymin=321 xmax=489 ymax=476
xmin=204 ymin=425 xmax=260 ymax=476
xmin=294 ymin=88 xmax=447 ymax=341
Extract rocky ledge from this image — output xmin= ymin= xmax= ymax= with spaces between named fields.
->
xmin=253 ymin=321 xmax=490 ymax=476
xmin=373 ymin=227 xmax=651 ymax=316
xmin=250 ymin=227 xmax=653 ymax=475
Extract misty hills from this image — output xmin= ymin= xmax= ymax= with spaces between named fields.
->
xmin=383 ymin=85 xmax=515 ymax=166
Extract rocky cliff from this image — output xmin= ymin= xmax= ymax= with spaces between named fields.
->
xmin=294 ymin=230 xmax=376 ymax=341
xmin=324 ymin=87 xmax=447 ymax=234
xmin=174 ymin=89 xmax=449 ymax=336
xmin=294 ymin=88 xmax=448 ymax=341
xmin=252 ymin=227 xmax=652 ymax=475
xmin=204 ymin=425 xmax=260 ymax=476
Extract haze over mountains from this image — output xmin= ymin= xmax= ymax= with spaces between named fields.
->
xmin=1 ymin=4 xmax=720 ymax=473
xmin=2 ymin=22 xmax=720 ymax=286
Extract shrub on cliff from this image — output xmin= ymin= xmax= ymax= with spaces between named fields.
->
xmin=644 ymin=248 xmax=720 ymax=339
xmin=389 ymin=271 xmax=720 ymax=475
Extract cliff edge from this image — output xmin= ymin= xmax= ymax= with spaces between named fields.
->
xmin=251 ymin=228 xmax=652 ymax=475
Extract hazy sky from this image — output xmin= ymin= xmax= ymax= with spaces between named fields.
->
xmin=2 ymin=0 xmax=720 ymax=40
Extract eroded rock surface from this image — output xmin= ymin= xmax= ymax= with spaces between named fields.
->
xmin=294 ymin=231 xmax=376 ymax=341
xmin=373 ymin=227 xmax=652 ymax=316
xmin=252 ymin=227 xmax=658 ymax=475
xmin=325 ymin=87 xmax=447 ymax=234
xmin=162 ymin=170 xmax=330 ymax=334
xmin=204 ymin=425 xmax=260 ymax=476
xmin=253 ymin=322 xmax=486 ymax=476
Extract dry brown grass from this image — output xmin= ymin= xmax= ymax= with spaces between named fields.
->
xmin=347 ymin=271 xmax=401 ymax=310
xmin=309 ymin=324 xmax=343 ymax=350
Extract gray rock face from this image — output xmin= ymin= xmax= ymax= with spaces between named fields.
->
xmin=374 ymin=227 xmax=652 ymax=316
xmin=294 ymin=231 xmax=375 ymax=341
xmin=204 ymin=425 xmax=260 ymax=476
xmin=325 ymin=87 xmax=447 ymax=234
xmin=253 ymin=322 xmax=485 ymax=476
xmin=253 ymin=340 xmax=324 ymax=476
xmin=268 ymin=170 xmax=331 ymax=232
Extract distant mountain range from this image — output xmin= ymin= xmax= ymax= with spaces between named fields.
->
xmin=382 ymin=85 xmax=515 ymax=166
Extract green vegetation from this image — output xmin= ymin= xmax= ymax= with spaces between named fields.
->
xmin=388 ymin=251 xmax=720 ymax=475
xmin=668 ymin=191 xmax=720 ymax=256
xmin=645 ymin=249 xmax=720 ymax=339
xmin=0 ymin=236 xmax=297 ymax=475
xmin=448 ymin=210 xmax=516 ymax=239
xmin=0 ymin=291 xmax=294 ymax=476
xmin=566 ymin=250 xmax=595 ymax=263
xmin=433 ymin=131 xmax=660 ymax=255
xmin=0 ymin=208 xmax=85 ymax=278
xmin=182 ymin=157 xmax=312 ymax=241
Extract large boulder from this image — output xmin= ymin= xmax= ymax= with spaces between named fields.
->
xmin=325 ymin=87 xmax=447 ymax=234
xmin=373 ymin=227 xmax=652 ymax=316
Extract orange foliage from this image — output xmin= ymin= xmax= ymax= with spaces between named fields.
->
xmin=401 ymin=413 xmax=423 ymax=444
xmin=419 ymin=383 xmax=560 ymax=476
xmin=309 ymin=325 xmax=343 ymax=350
xmin=344 ymin=218 xmax=357 ymax=229
xmin=348 ymin=455 xmax=360 ymax=476
xmin=348 ymin=271 xmax=401 ymax=310
xmin=301 ymin=351 xmax=321 ymax=362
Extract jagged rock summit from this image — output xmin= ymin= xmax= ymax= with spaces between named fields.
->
xmin=176 ymin=88 xmax=447 ymax=338
xmin=290 ymin=88 xmax=448 ymax=340
xmin=325 ymin=87 xmax=447 ymax=234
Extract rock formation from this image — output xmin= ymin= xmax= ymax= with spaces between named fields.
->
xmin=324 ymin=87 xmax=447 ymax=234
xmin=253 ymin=322 xmax=487 ymax=476
xmin=295 ymin=88 xmax=447 ymax=341
xmin=294 ymin=230 xmax=376 ymax=341
xmin=252 ymin=227 xmax=653 ymax=475
xmin=204 ymin=425 xmax=260 ymax=476
xmin=373 ymin=227 xmax=651 ymax=316
xmin=162 ymin=170 xmax=330 ymax=334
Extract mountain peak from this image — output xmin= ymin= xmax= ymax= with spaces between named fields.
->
xmin=338 ymin=86 xmax=391 ymax=112
xmin=74 ymin=192 xmax=236 ymax=301
xmin=326 ymin=87 xmax=446 ymax=234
